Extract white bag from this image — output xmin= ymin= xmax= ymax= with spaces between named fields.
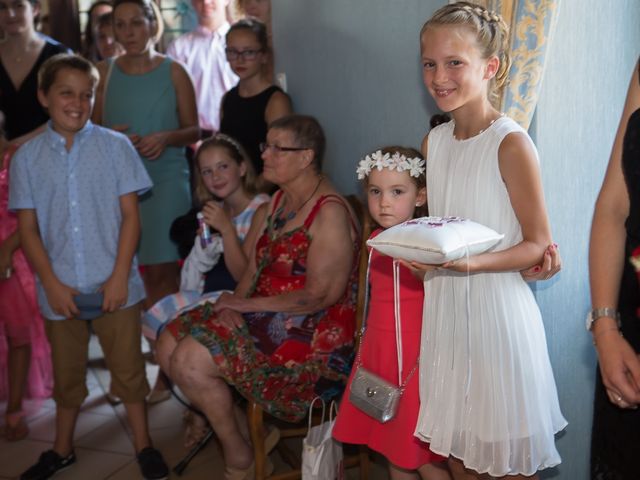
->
xmin=301 ymin=398 xmax=344 ymax=480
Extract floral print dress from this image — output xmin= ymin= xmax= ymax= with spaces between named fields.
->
xmin=166 ymin=192 xmax=358 ymax=422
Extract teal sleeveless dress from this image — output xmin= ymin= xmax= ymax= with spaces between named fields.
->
xmin=103 ymin=57 xmax=191 ymax=265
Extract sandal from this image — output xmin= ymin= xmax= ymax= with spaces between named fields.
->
xmin=4 ymin=411 xmax=29 ymax=441
xmin=183 ymin=410 xmax=211 ymax=450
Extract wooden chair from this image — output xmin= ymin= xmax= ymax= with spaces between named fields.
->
xmin=248 ymin=194 xmax=372 ymax=480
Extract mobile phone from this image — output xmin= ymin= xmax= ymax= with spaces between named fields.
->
xmin=73 ymin=293 xmax=105 ymax=320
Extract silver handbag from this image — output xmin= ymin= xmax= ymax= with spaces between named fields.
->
xmin=348 ymin=257 xmax=417 ymax=424
xmin=349 ymin=366 xmax=402 ymax=423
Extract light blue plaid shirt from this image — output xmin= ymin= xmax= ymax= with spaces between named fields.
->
xmin=9 ymin=121 xmax=152 ymax=320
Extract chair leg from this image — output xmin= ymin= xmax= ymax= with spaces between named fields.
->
xmin=358 ymin=445 xmax=370 ymax=479
xmin=248 ymin=402 xmax=269 ymax=480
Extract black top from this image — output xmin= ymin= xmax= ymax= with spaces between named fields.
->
xmin=591 ymin=57 xmax=640 ymax=480
xmin=0 ymin=38 xmax=70 ymax=140
xmin=220 ymin=85 xmax=285 ymax=175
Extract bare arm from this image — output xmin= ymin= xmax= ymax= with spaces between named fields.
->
xmin=100 ymin=192 xmax=140 ymax=312
xmin=18 ymin=209 xmax=79 ymax=318
xmin=92 ymin=60 xmax=110 ymax=125
xmin=264 ymin=90 xmax=293 ymax=125
xmin=0 ymin=230 xmax=20 ymax=276
xmin=468 ymin=132 xmax=551 ymax=271
xmin=202 ymin=201 xmax=269 ymax=282
xmin=589 ymin=60 xmax=640 ymax=407
xmin=215 ymin=200 xmax=354 ymax=315
xmin=230 ymin=200 xmax=270 ymax=298
xmin=224 ymin=202 xmax=268 ymax=281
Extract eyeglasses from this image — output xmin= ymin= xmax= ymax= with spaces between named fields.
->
xmin=225 ymin=48 xmax=263 ymax=61
xmin=259 ymin=143 xmax=310 ymax=154
xmin=0 ymin=0 xmax=27 ymax=12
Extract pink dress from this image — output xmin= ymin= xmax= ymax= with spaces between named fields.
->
xmin=0 ymin=146 xmax=52 ymax=400
xmin=333 ymin=230 xmax=444 ymax=469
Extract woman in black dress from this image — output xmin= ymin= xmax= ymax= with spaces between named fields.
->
xmin=589 ymin=57 xmax=640 ymax=479
xmin=0 ymin=0 xmax=69 ymax=143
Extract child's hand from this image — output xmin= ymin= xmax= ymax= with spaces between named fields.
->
xmin=202 ymin=201 xmax=233 ymax=236
xmin=100 ymin=272 xmax=129 ymax=313
xmin=135 ymin=132 xmax=169 ymax=160
xmin=0 ymin=241 xmax=13 ymax=279
xmin=397 ymin=260 xmax=427 ymax=280
xmin=407 ymin=258 xmax=472 ymax=273
xmin=43 ymin=279 xmax=80 ymax=318
xmin=521 ymin=244 xmax=561 ymax=282
xmin=404 ymin=260 xmax=440 ymax=273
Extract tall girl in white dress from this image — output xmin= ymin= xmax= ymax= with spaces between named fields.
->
xmin=412 ymin=3 xmax=566 ymax=479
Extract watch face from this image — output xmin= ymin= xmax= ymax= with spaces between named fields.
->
xmin=586 ymin=312 xmax=593 ymax=331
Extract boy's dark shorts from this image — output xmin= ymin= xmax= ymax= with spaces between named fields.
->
xmin=45 ymin=303 xmax=150 ymax=408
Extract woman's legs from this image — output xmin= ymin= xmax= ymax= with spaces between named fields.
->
xmin=418 ymin=461 xmax=452 ymax=480
xmin=389 ymin=460 xmax=452 ymax=480
xmin=447 ymin=458 xmax=538 ymax=480
xmin=168 ymin=336 xmax=252 ymax=470
xmin=7 ymin=341 xmax=30 ymax=414
xmin=142 ymin=262 xmax=181 ymax=396
xmin=389 ymin=462 xmax=419 ymax=480
xmin=4 ymin=340 xmax=31 ymax=439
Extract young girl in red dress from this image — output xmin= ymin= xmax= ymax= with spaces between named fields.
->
xmin=333 ymin=146 xmax=450 ymax=480
xmin=0 ymin=124 xmax=52 ymax=441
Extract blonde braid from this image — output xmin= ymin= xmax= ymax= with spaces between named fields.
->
xmin=422 ymin=2 xmax=511 ymax=91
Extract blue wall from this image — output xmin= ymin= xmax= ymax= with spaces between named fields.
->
xmin=272 ymin=1 xmax=640 ymax=478
xmin=534 ymin=0 xmax=640 ymax=478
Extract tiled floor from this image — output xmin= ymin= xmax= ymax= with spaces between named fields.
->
xmin=0 ymin=336 xmax=388 ymax=479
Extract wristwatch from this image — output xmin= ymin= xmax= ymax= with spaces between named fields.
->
xmin=586 ymin=307 xmax=621 ymax=331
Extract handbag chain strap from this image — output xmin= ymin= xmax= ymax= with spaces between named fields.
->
xmin=355 ymin=249 xmax=418 ymax=393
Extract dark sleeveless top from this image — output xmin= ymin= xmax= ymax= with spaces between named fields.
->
xmin=591 ymin=58 xmax=640 ymax=480
xmin=220 ymin=85 xmax=285 ymax=175
xmin=0 ymin=38 xmax=70 ymax=140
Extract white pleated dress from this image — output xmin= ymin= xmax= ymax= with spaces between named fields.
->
xmin=414 ymin=117 xmax=567 ymax=477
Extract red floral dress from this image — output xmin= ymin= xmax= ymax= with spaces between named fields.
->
xmin=166 ymin=192 xmax=358 ymax=422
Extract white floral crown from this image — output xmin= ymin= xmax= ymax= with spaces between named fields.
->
xmin=356 ymin=150 xmax=425 ymax=180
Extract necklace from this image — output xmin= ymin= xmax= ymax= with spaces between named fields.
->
xmin=272 ymin=176 xmax=324 ymax=231
xmin=453 ymin=113 xmax=505 ymax=140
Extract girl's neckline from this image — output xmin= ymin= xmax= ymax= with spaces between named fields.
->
xmin=451 ymin=113 xmax=506 ymax=142
xmin=237 ymin=83 xmax=277 ymax=99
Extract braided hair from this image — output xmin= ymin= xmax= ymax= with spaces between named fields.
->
xmin=421 ymin=1 xmax=511 ymax=92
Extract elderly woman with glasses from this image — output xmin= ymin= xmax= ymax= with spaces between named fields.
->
xmin=220 ymin=18 xmax=291 ymax=190
xmin=156 ymin=114 xmax=359 ymax=480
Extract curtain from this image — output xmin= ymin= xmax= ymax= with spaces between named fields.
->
xmin=474 ymin=0 xmax=561 ymax=129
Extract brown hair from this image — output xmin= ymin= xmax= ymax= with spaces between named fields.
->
xmin=267 ymin=115 xmax=326 ymax=172
xmin=38 ymin=53 xmax=100 ymax=94
xmin=112 ymin=0 xmax=164 ymax=44
xmin=421 ymin=1 xmax=511 ymax=96
xmin=84 ymin=1 xmax=113 ymax=54
xmin=193 ymin=133 xmax=257 ymax=205
xmin=227 ymin=17 xmax=269 ymax=52
xmin=361 ymin=146 xmax=428 ymax=218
